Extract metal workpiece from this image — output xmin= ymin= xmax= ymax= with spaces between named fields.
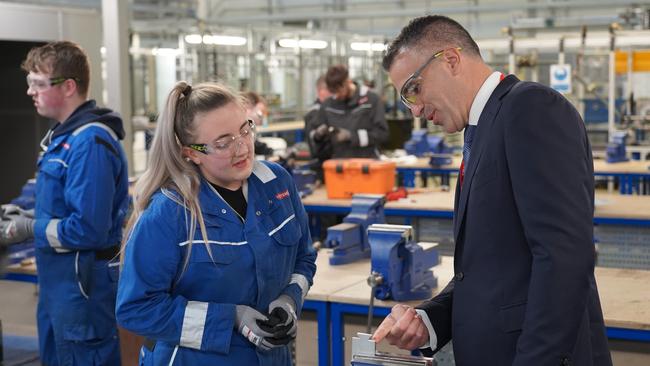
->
xmin=351 ymin=333 xmax=435 ymax=366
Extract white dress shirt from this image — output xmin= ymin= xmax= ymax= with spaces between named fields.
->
xmin=416 ymin=71 xmax=503 ymax=350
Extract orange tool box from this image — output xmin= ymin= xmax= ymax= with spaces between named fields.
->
xmin=323 ymin=159 xmax=396 ymax=199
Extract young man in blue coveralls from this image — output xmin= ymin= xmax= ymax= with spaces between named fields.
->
xmin=1 ymin=41 xmax=128 ymax=365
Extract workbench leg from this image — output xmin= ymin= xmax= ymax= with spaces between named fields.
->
xmin=303 ymin=300 xmax=330 ymax=366
xmin=403 ymin=171 xmax=416 ymax=188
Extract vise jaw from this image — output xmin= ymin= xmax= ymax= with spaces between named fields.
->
xmin=323 ymin=194 xmax=386 ymax=265
xmin=367 ymin=224 xmax=439 ymax=302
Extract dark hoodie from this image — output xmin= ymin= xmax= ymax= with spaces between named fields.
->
xmin=43 ymin=100 xmax=125 ymax=147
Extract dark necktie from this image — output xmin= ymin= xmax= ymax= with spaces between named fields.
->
xmin=460 ymin=125 xmax=477 ymax=187
xmin=463 ymin=125 xmax=477 ymax=165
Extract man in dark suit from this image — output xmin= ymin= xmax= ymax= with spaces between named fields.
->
xmin=372 ymin=15 xmax=612 ymax=366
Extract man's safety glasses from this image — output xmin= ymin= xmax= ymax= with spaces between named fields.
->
xmin=188 ymin=120 xmax=256 ymax=157
xmin=26 ymin=75 xmax=78 ymax=92
xmin=400 ymin=47 xmax=462 ymax=108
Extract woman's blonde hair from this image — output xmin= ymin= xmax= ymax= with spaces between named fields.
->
xmin=123 ymin=81 xmax=244 ymax=273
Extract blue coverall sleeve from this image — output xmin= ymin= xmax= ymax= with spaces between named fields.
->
xmin=33 ymin=131 xmax=120 ymax=250
xmin=116 ymin=200 xmax=236 ymax=354
xmin=281 ymin=172 xmax=317 ymax=314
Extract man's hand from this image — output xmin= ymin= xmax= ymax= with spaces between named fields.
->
xmin=372 ymin=304 xmax=429 ymax=350
xmin=334 ymin=128 xmax=352 ymax=143
xmin=0 ymin=214 xmax=34 ymax=245
xmin=313 ymin=124 xmax=330 ymax=141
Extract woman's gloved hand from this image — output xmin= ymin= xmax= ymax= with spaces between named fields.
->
xmin=234 ymin=305 xmax=282 ymax=351
xmin=267 ymin=295 xmax=297 ymax=338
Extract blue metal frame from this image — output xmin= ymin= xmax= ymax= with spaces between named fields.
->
xmin=305 ymin=204 xmax=650 ymax=226
xmin=607 ymin=327 xmax=650 ymax=342
xmin=395 ymin=167 xmax=650 ymax=194
xmin=593 ymin=217 xmax=650 ymax=227
xmin=589 ymin=172 xmax=649 ymax=195
xmin=304 ymin=204 xmax=454 ymax=219
xmin=303 ymin=299 xmax=330 ymax=366
xmin=397 ymin=167 xmax=457 ymax=188
xmin=2 ymin=272 xmax=38 ymax=283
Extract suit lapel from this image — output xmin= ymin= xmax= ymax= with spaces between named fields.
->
xmin=453 ymin=75 xmax=521 ymax=241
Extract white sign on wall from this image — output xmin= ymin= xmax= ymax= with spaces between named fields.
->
xmin=550 ymin=64 xmax=572 ymax=94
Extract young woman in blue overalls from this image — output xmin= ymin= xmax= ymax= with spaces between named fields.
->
xmin=116 ymin=81 xmax=316 ymax=365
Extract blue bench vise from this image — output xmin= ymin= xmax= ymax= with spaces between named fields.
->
xmin=322 ymin=194 xmax=386 ymax=265
xmin=367 ymin=224 xmax=439 ymax=302
xmin=291 ymin=166 xmax=317 ymax=197
xmin=404 ymin=131 xmax=453 ymax=167
xmin=606 ymin=131 xmax=629 ymax=163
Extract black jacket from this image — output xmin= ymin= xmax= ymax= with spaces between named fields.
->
xmin=312 ymin=83 xmax=388 ymax=158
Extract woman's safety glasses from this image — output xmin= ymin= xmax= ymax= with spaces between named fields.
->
xmin=188 ymin=119 xmax=256 ymax=157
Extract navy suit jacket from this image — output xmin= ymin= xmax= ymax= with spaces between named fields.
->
xmin=417 ymin=75 xmax=612 ymax=366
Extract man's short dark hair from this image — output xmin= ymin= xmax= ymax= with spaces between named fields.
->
xmin=383 ymin=15 xmax=481 ymax=71
xmin=325 ymin=65 xmax=349 ymax=93
xmin=316 ymin=75 xmax=327 ymax=89
xmin=21 ymin=41 xmax=91 ymax=97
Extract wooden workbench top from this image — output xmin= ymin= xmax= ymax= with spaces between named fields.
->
xmin=393 ymin=157 xmax=650 ymax=175
xmin=307 ymin=249 xmax=372 ymax=301
xmin=324 ymin=256 xmax=650 ymax=331
xmin=256 ymin=120 xmax=305 ymax=133
xmin=302 ymin=187 xmax=456 ymax=212
xmin=593 ymin=159 xmax=650 ymax=174
xmin=303 ymin=187 xmax=650 ymax=220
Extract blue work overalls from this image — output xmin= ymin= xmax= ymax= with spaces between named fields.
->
xmin=116 ymin=161 xmax=317 ymax=366
xmin=33 ymin=101 xmax=129 ymax=365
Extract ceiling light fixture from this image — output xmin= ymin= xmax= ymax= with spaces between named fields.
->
xmin=350 ymin=42 xmax=386 ymax=52
xmin=278 ymin=39 xmax=328 ymax=49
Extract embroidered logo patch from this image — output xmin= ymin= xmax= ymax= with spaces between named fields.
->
xmin=276 ymin=190 xmax=290 ymax=200
xmin=63 ymin=143 xmax=70 ymax=150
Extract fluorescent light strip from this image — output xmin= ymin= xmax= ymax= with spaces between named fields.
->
xmin=184 ymin=34 xmax=246 ymax=46
xmin=350 ymin=42 xmax=387 ymax=52
xmin=278 ymin=39 xmax=328 ymax=49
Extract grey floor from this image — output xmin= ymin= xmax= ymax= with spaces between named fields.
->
xmin=0 ymin=279 xmax=40 ymax=366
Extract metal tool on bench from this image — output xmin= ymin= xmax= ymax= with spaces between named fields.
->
xmin=322 ymin=194 xmax=386 ymax=265
xmin=351 ymin=332 xmax=434 ymax=366
xmin=366 ymin=224 xmax=439 ymax=302
xmin=404 ymin=131 xmax=453 ymax=167
xmin=606 ymin=131 xmax=630 ymax=163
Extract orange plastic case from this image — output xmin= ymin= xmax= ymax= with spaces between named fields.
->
xmin=323 ymin=159 xmax=396 ymax=199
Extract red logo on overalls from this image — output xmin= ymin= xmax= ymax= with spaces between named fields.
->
xmin=359 ymin=96 xmax=368 ymax=104
xmin=63 ymin=143 xmax=70 ymax=150
xmin=276 ymin=190 xmax=290 ymax=200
